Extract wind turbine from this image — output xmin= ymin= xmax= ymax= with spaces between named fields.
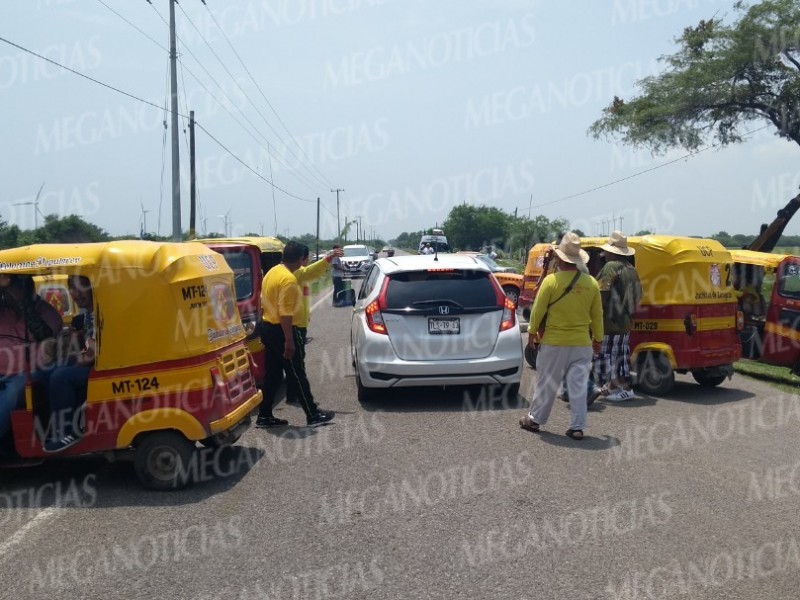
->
xmin=218 ymin=209 xmax=232 ymax=237
xmin=12 ymin=181 xmax=45 ymax=229
xmin=140 ymin=201 xmax=150 ymax=239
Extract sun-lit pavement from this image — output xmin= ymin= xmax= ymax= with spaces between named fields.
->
xmin=2 ymin=279 xmax=800 ymax=600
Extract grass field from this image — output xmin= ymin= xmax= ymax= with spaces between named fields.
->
xmin=735 ymin=359 xmax=800 ymax=395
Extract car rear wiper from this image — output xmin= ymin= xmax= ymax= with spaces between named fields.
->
xmin=410 ymin=299 xmax=465 ymax=309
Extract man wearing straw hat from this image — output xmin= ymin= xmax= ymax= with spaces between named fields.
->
xmin=596 ymin=231 xmax=642 ymax=402
xmin=520 ymin=232 xmax=603 ymax=440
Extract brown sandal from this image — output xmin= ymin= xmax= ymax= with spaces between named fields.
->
xmin=566 ymin=429 xmax=584 ymax=440
xmin=519 ymin=414 xmax=540 ymax=432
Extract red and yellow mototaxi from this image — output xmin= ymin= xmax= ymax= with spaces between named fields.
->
xmin=0 ymin=240 xmax=263 ymax=489
xmin=730 ymin=249 xmax=800 ymax=373
xmin=196 ymin=236 xmax=284 ymax=386
xmin=527 ymin=236 xmax=742 ymax=395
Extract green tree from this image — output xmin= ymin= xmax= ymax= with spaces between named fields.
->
xmin=443 ymin=205 xmax=511 ymax=250
xmin=589 ymin=0 xmax=800 ymax=153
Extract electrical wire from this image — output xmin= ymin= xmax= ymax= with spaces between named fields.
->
xmin=180 ymin=1 xmax=334 ymax=192
xmin=0 ymin=34 xmax=316 ymax=204
xmin=532 ymin=125 xmax=773 ymax=210
xmin=145 ymin=2 xmax=325 ymax=196
xmin=201 ymin=0 xmax=336 ymax=191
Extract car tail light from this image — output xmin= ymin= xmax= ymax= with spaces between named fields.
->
xmin=490 ymin=277 xmax=516 ymax=331
xmin=736 ymin=309 xmax=744 ymax=331
xmin=366 ymin=278 xmax=389 ymax=335
xmin=500 ymin=297 xmax=516 ymax=331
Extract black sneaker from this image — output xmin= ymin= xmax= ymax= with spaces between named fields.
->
xmin=255 ymin=416 xmax=289 ymax=428
xmin=43 ymin=432 xmax=82 ymax=454
xmin=307 ymin=411 xmax=334 ymax=428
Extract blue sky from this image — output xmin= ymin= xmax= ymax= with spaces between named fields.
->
xmin=3 ymin=0 xmax=799 ymax=241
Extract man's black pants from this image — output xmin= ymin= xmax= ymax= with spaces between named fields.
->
xmin=332 ymin=276 xmax=344 ymax=306
xmin=259 ymin=323 xmax=318 ymax=420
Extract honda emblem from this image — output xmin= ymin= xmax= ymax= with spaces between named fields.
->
xmin=438 ymin=305 xmax=450 ymax=315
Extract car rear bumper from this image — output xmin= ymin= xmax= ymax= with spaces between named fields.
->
xmin=357 ymin=353 xmax=523 ymax=389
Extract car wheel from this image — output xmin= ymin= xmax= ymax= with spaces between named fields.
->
xmin=356 ymin=369 xmax=378 ymax=403
xmin=635 ymin=352 xmax=675 ymax=396
xmin=502 ymin=285 xmax=519 ymax=306
xmin=691 ymin=369 xmax=727 ymax=387
xmin=134 ymin=431 xmax=196 ymax=491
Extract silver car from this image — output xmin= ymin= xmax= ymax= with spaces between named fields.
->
xmin=350 ymin=254 xmax=523 ymax=402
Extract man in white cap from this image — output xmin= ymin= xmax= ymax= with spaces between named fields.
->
xmin=520 ymin=232 xmax=603 ymax=440
xmin=596 ymin=231 xmax=643 ymax=401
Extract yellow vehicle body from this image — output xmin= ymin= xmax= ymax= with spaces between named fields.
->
xmin=525 ymin=235 xmax=741 ymax=395
xmin=0 ymin=240 xmax=262 ymax=489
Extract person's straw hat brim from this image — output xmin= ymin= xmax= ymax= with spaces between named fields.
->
xmin=601 ymin=230 xmax=635 ymax=256
xmin=554 ymin=232 xmax=589 ymax=265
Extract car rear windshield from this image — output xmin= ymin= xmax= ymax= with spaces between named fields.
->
xmin=384 ymin=270 xmax=497 ymax=308
xmin=344 ymin=247 xmax=368 ymax=257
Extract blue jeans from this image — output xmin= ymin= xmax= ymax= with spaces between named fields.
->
xmin=0 ymin=373 xmax=27 ymax=440
xmin=48 ymin=364 xmax=92 ymax=439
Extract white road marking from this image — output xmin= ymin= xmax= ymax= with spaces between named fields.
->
xmin=0 ymin=507 xmax=58 ymax=562
xmin=311 ymin=289 xmax=332 ymax=312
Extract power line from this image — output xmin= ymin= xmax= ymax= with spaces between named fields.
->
xmin=179 ymin=1 xmax=333 ymax=192
xmin=145 ymin=1 xmax=326 ymax=197
xmin=532 ymin=125 xmax=772 ymax=210
xmin=201 ymin=0 xmax=336 ymax=190
xmin=0 ymin=33 xmax=315 ymax=204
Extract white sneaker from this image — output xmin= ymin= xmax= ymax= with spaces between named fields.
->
xmin=605 ymin=389 xmax=635 ymax=402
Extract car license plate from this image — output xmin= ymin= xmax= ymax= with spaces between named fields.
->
xmin=428 ymin=317 xmax=460 ymax=335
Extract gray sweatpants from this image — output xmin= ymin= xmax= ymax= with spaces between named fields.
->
xmin=528 ymin=345 xmax=593 ymax=430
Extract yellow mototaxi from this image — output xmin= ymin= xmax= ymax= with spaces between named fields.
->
xmin=518 ymin=243 xmax=553 ymax=320
xmin=528 ymin=236 xmax=742 ymax=395
xmin=0 ymin=241 xmax=262 ymax=490
xmin=729 ymin=249 xmax=800 ymax=372
xmin=195 ymin=236 xmax=285 ymax=385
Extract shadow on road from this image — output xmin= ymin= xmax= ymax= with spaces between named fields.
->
xmin=358 ymin=385 xmax=528 ymax=413
xmin=0 ymin=442 xmax=265 ymax=509
xmin=654 ymin=381 xmax=756 ymax=405
xmin=522 ymin=429 xmax=621 ymax=451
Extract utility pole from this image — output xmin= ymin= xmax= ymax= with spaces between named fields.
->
xmin=331 ymin=188 xmax=344 ymax=244
xmin=169 ymin=0 xmax=182 ymax=241
xmin=189 ymin=110 xmax=196 ymax=240
xmin=316 ymin=198 xmax=320 ymax=261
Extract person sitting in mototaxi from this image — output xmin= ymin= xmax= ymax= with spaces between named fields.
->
xmin=0 ymin=274 xmax=62 ymax=449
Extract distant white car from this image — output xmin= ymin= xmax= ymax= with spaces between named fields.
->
xmin=341 ymin=244 xmax=374 ymax=279
xmin=350 ymin=254 xmax=523 ymax=402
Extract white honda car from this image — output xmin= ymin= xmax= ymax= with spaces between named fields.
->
xmin=350 ymin=254 xmax=523 ymax=402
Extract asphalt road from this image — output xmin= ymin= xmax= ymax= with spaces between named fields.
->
xmin=2 ymin=276 xmax=800 ymax=600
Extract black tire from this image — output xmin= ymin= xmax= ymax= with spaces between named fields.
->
xmin=502 ymin=285 xmax=520 ymax=306
xmin=134 ymin=431 xmax=196 ymax=491
xmin=692 ymin=370 xmax=727 ymax=387
xmin=635 ymin=352 xmax=675 ymax=396
xmin=524 ymin=344 xmax=538 ymax=369
xmin=354 ymin=357 xmax=378 ymax=403
xmin=504 ymin=382 xmax=521 ymax=399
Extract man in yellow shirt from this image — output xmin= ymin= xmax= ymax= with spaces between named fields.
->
xmin=257 ymin=241 xmax=335 ymax=428
xmin=520 ymin=232 xmax=603 ymax=440
xmin=285 ymin=245 xmax=343 ymax=405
